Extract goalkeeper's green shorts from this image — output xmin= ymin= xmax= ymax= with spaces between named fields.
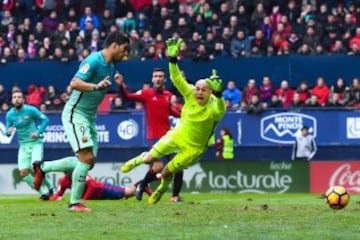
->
xmin=150 ymin=130 xmax=204 ymax=173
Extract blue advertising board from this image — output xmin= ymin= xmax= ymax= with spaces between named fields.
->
xmin=0 ymin=112 xmax=146 ymax=148
xmin=218 ymin=110 xmax=350 ymax=146
xmin=0 ymin=110 xmax=359 ymax=148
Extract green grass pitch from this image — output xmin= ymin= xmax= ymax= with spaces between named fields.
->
xmin=0 ymin=193 xmax=359 ymax=240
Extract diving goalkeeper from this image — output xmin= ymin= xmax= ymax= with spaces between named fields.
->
xmin=121 ymin=38 xmax=226 ymax=204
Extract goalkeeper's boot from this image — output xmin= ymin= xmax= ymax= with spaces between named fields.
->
xmin=33 ymin=161 xmax=45 ymax=191
xmin=148 ymin=189 xmax=165 ymax=204
xmin=121 ymin=152 xmax=147 ymax=173
xmin=68 ymin=203 xmax=91 ymax=213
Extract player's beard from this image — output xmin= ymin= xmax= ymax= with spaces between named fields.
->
xmin=14 ymin=102 xmax=23 ymax=110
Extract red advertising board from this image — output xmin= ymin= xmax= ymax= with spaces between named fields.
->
xmin=310 ymin=161 xmax=360 ymax=193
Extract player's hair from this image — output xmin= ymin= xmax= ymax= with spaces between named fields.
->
xmin=221 ymin=128 xmax=233 ymax=139
xmin=12 ymin=89 xmax=23 ymax=96
xmin=104 ymin=31 xmax=129 ymax=48
xmin=153 ymin=68 xmax=165 ymax=73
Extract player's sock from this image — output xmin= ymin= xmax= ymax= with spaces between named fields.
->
xmin=22 ymin=175 xmax=48 ymax=195
xmin=143 ymin=169 xmax=157 ymax=185
xmin=121 ymin=152 xmax=146 ymax=173
xmin=157 ymin=174 xmax=173 ymax=193
xmin=42 ymin=156 xmax=78 ymax=173
xmin=43 ymin=175 xmax=54 ymax=192
xmin=70 ymin=161 xmax=91 ymax=204
xmin=172 ymin=170 xmax=183 ymax=197
xmin=22 ymin=174 xmax=36 ymax=189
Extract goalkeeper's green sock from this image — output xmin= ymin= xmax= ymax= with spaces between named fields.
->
xmin=70 ymin=161 xmax=91 ymax=204
xmin=41 ymin=156 xmax=78 ymax=173
xmin=157 ymin=174 xmax=173 ymax=193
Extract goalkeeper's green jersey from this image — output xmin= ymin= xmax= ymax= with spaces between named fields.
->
xmin=169 ymin=63 xmax=226 ymax=148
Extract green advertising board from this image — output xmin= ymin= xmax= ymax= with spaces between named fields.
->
xmin=178 ymin=161 xmax=309 ymax=193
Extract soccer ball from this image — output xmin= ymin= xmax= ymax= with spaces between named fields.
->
xmin=325 ymin=186 xmax=350 ymax=209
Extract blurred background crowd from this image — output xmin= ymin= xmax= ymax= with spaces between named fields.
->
xmin=0 ymin=0 xmax=360 ymax=113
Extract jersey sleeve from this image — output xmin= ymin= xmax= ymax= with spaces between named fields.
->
xmin=119 ymin=84 xmax=145 ymax=102
xmin=74 ymin=56 xmax=97 ymax=82
xmin=5 ymin=111 xmax=12 ymax=136
xmin=213 ymin=96 xmax=226 ymax=121
xmin=169 ymin=63 xmax=192 ymax=98
xmin=30 ymin=106 xmax=49 ymax=134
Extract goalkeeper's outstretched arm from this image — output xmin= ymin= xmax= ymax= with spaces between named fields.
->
xmin=169 ymin=63 xmax=191 ymax=97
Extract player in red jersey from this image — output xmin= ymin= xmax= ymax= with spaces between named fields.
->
xmin=49 ymin=172 xmax=151 ymax=200
xmin=118 ymin=68 xmax=184 ymax=202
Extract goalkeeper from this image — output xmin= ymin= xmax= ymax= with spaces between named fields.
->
xmin=121 ymin=38 xmax=226 ymax=204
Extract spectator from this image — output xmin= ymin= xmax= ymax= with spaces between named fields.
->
xmin=326 ymin=93 xmax=344 ymax=108
xmin=1 ymin=46 xmax=15 ymax=63
xmin=230 ymin=29 xmax=251 ymax=57
xmin=43 ymin=84 xmax=63 ymax=111
xmin=259 ymin=76 xmax=273 ymax=105
xmin=330 ymin=77 xmax=348 ymax=103
xmin=192 ymin=42 xmax=212 ymax=61
xmin=245 ymin=94 xmax=263 ymax=114
xmin=251 ymin=29 xmax=269 ymax=55
xmin=305 ymin=94 xmax=321 ymax=108
xmin=79 ymin=6 xmax=100 ymax=31
xmin=311 ymin=77 xmax=330 ymax=106
xmin=260 ymin=16 xmax=273 ymax=41
xmin=42 ymin=10 xmax=60 ymax=35
xmin=251 ymin=2 xmax=267 ymax=30
xmin=289 ymin=92 xmax=303 ymax=109
xmin=122 ymin=11 xmax=136 ymax=35
xmin=276 ymin=80 xmax=294 ymax=108
xmin=100 ymin=9 xmax=115 ymax=37
xmin=284 ymin=0 xmax=300 ymax=25
xmin=26 ymin=84 xmax=46 ymax=107
xmin=0 ymin=84 xmax=9 ymax=106
xmin=161 ymin=19 xmax=174 ymax=41
xmin=296 ymin=81 xmax=311 ymax=104
xmin=1 ymin=102 xmax=10 ymax=113
xmin=222 ymin=80 xmax=241 ymax=109
xmin=1 ymin=10 xmax=15 ymax=29
xmin=242 ymin=79 xmax=259 ymax=104
xmin=128 ymin=30 xmax=144 ymax=60
xmin=111 ymin=96 xmax=127 ymax=111
xmin=176 ymin=17 xmax=192 ymax=40
xmin=344 ymin=78 xmax=360 ymax=108
xmin=267 ymin=94 xmax=283 ymax=108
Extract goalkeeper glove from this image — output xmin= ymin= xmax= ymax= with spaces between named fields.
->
xmin=166 ymin=38 xmax=183 ymax=63
xmin=205 ymin=69 xmax=223 ymax=97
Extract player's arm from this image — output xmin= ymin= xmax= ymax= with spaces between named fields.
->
xmin=170 ymin=105 xmax=181 ymax=118
xmin=119 ymin=84 xmax=145 ymax=102
xmin=5 ymin=112 xmax=14 ymax=136
xmin=31 ymin=107 xmax=49 ymax=136
xmin=308 ymin=138 xmax=317 ymax=161
xmin=115 ymin=72 xmax=145 ymax=102
xmin=166 ymin=38 xmax=192 ymax=97
xmin=71 ymin=59 xmax=111 ymax=91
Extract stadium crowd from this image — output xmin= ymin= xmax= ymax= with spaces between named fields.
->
xmin=0 ymin=0 xmax=360 ymax=112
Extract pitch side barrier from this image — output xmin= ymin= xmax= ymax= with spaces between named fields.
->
xmin=1 ymin=109 xmax=360 ymax=162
